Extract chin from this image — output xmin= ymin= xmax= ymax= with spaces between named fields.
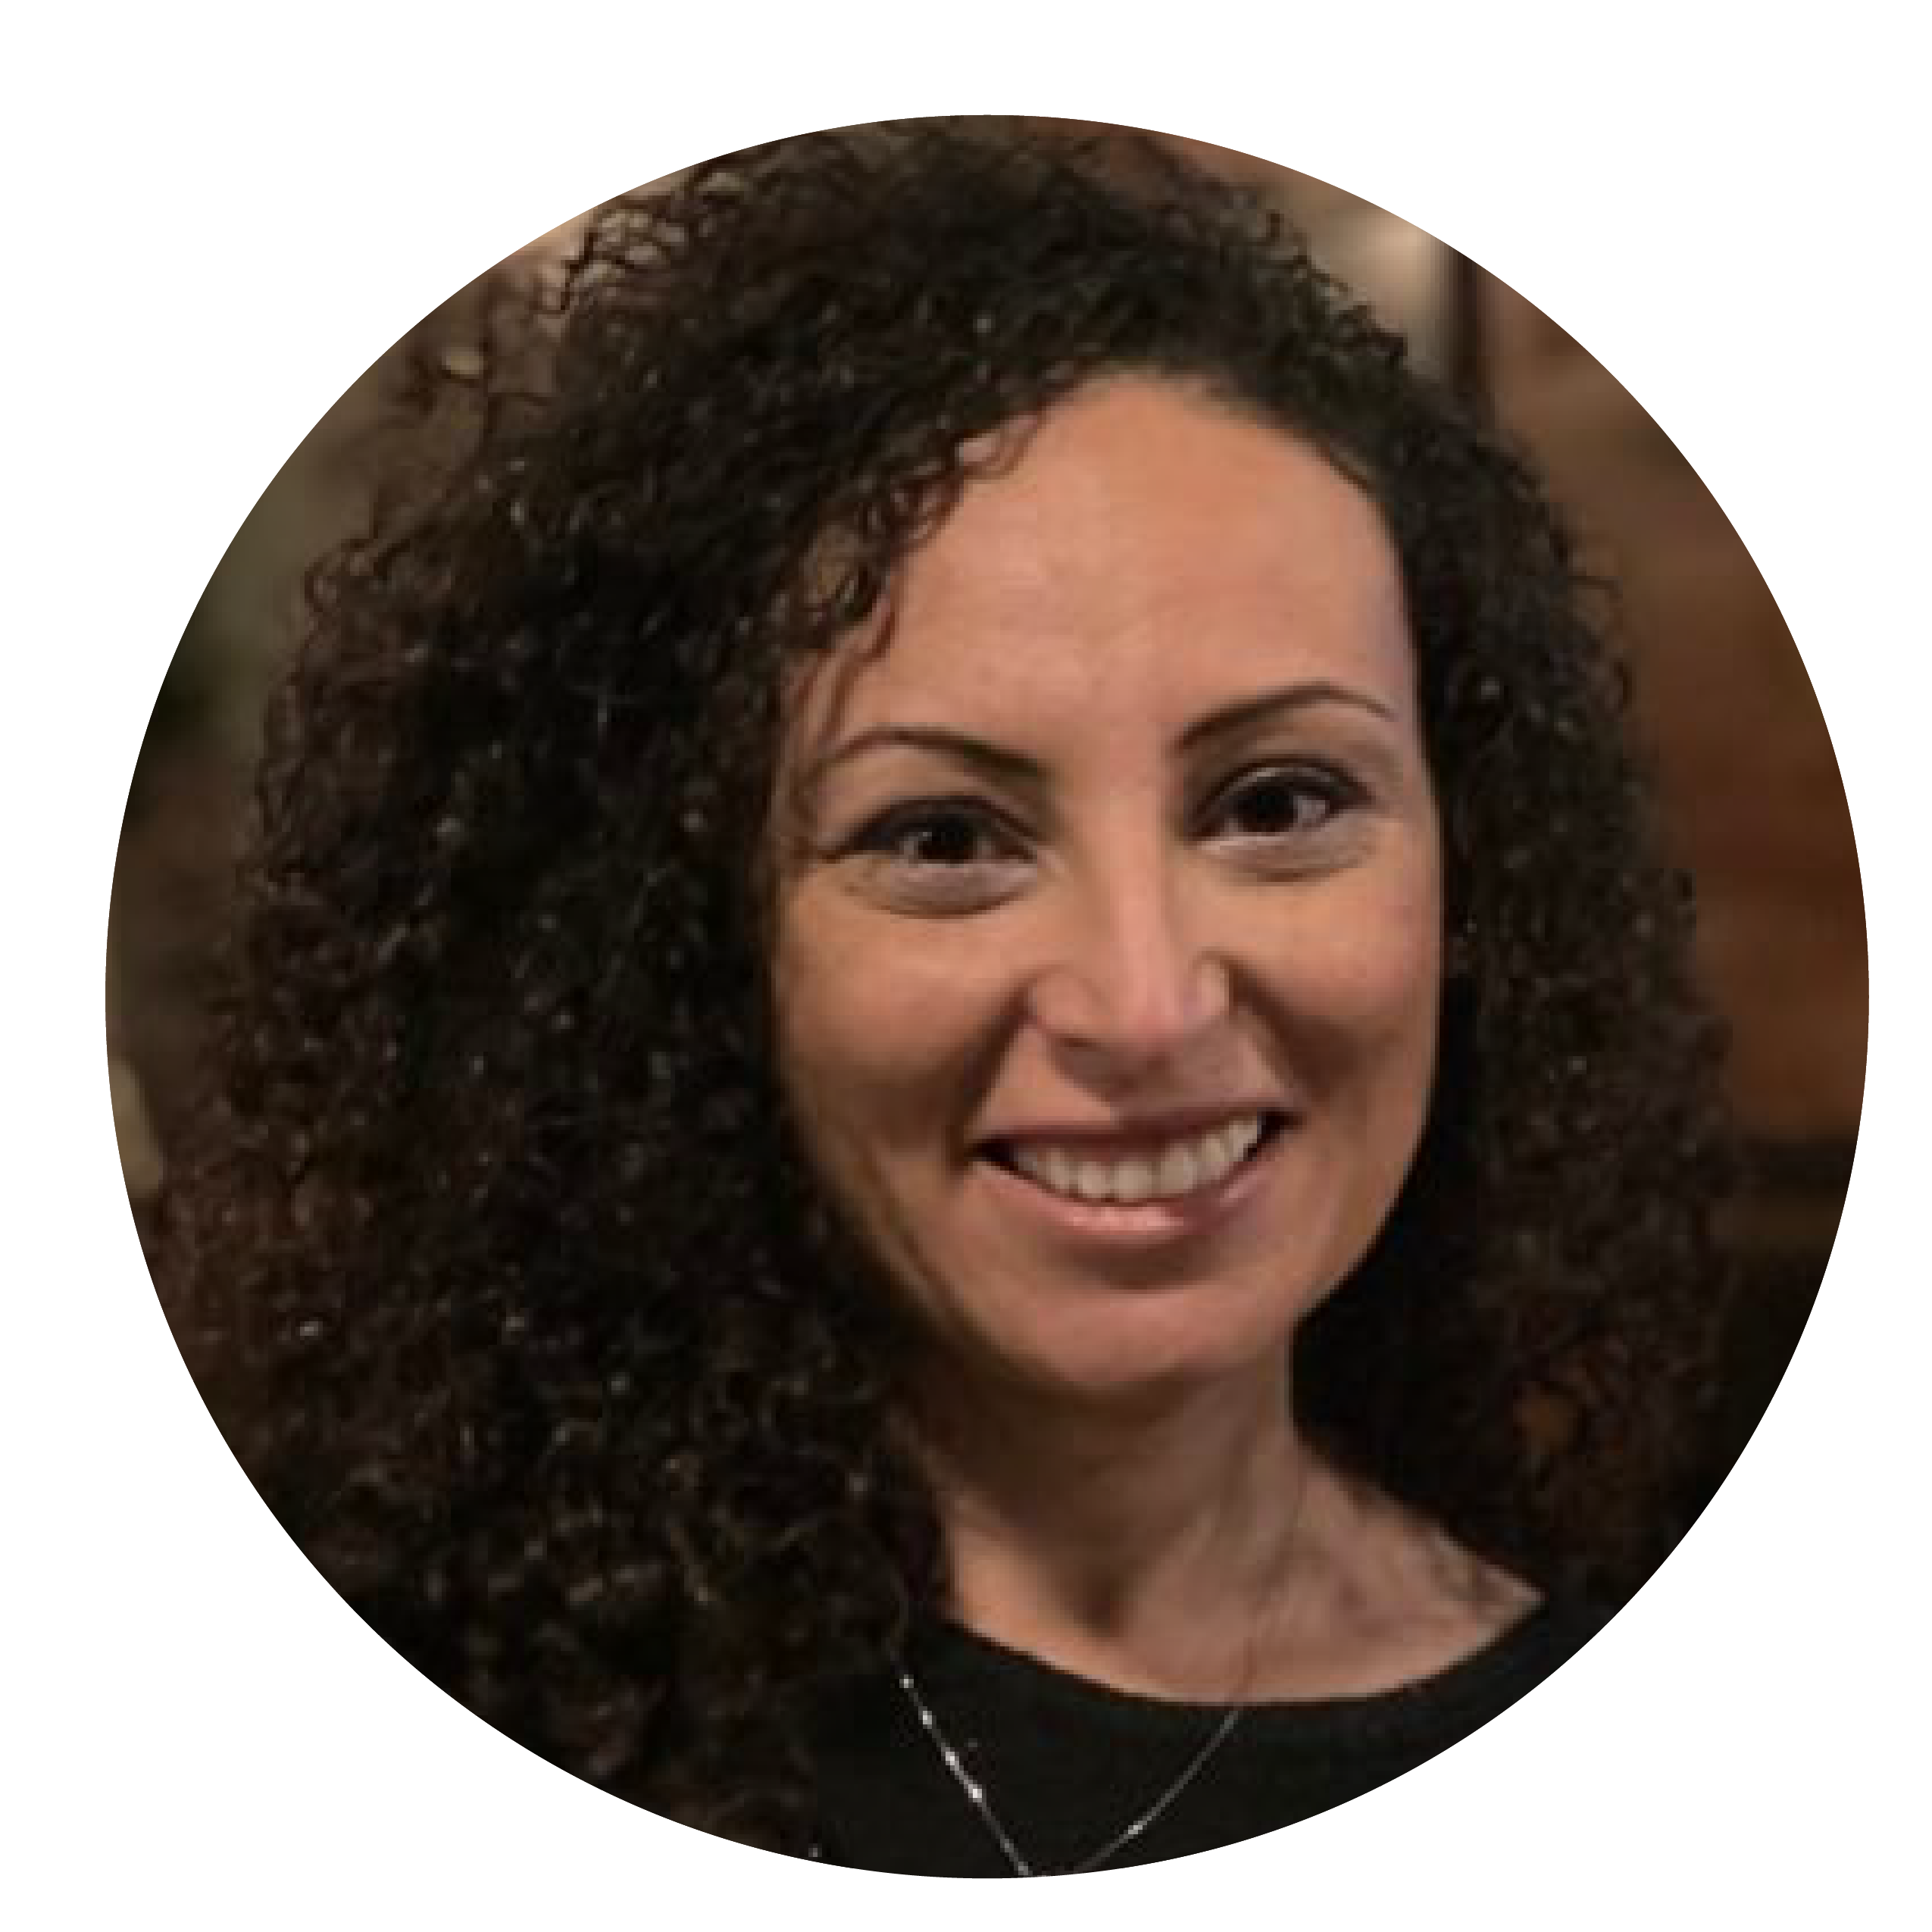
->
xmin=930 ymin=1278 xmax=1314 ymax=1418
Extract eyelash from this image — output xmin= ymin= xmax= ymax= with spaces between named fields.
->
xmin=843 ymin=796 xmax=1027 ymax=870
xmin=1196 ymin=760 xmax=1366 ymax=845
xmin=836 ymin=761 xmax=1366 ymax=908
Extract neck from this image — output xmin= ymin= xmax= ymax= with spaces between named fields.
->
xmin=908 ymin=1355 xmax=1315 ymax=1698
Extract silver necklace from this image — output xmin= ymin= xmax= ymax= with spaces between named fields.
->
xmin=895 ymin=1655 xmax=1248 ymax=1877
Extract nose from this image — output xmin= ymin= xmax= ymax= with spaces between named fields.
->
xmin=1025 ymin=849 xmax=1233 ymax=1076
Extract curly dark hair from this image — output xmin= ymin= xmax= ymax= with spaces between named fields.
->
xmin=161 ymin=120 xmax=1733 ymax=1854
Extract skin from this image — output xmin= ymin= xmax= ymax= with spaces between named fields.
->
xmin=774 ymin=377 xmax=1530 ymax=1698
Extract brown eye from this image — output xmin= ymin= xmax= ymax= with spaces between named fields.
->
xmin=836 ymin=796 xmax=1033 ymax=914
xmin=1222 ymin=774 xmax=1319 ymax=837
xmin=895 ymin=809 xmax=999 ymax=868
xmin=854 ymin=801 xmax=1017 ymax=868
xmin=1204 ymin=764 xmax=1359 ymax=843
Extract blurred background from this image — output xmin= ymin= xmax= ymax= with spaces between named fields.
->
xmin=108 ymin=123 xmax=1865 ymax=1501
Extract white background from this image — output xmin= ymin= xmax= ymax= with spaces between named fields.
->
xmin=5 ymin=3 xmax=1924 ymax=1924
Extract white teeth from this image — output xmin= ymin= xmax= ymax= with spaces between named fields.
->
xmin=1155 ymin=1144 xmax=1199 ymax=1196
xmin=1007 ymin=1114 xmax=1269 ymax=1205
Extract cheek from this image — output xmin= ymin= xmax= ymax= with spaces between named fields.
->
xmin=773 ymin=896 xmax=980 ymax=1176
xmin=1355 ymin=914 xmax=1442 ymax=1053
xmin=1246 ymin=884 xmax=1442 ymax=1177
xmin=772 ymin=908 xmax=993 ymax=1323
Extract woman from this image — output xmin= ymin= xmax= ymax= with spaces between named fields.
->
xmin=163 ymin=122 xmax=1732 ymax=1874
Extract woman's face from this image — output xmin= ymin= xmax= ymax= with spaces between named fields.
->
xmin=772 ymin=377 xmax=1442 ymax=1409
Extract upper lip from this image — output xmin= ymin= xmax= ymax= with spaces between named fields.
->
xmin=977 ymin=1103 xmax=1290 ymax=1157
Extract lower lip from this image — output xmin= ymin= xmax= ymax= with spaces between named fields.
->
xmin=976 ymin=1129 xmax=1283 ymax=1253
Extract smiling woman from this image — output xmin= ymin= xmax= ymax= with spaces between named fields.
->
xmin=774 ymin=382 xmax=1443 ymax=1431
xmin=158 ymin=121 xmax=1733 ymax=1873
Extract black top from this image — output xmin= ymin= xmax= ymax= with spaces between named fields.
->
xmin=811 ymin=1599 xmax=1609 ymax=1876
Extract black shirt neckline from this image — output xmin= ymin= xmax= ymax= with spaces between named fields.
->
xmin=813 ymin=1596 xmax=1612 ymax=1874
xmin=913 ymin=1594 xmax=1590 ymax=1746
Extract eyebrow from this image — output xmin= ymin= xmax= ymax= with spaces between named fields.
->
xmin=1177 ymin=680 xmax=1400 ymax=750
xmin=800 ymin=724 xmax=1049 ymax=792
xmin=802 ymin=680 xmax=1400 ymax=793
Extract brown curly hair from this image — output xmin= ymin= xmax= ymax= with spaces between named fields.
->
xmin=160 ymin=120 xmax=1733 ymax=1854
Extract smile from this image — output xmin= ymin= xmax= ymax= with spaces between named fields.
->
xmin=984 ymin=1113 xmax=1284 ymax=1206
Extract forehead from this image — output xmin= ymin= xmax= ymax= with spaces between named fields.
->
xmin=797 ymin=377 xmax=1418 ymax=748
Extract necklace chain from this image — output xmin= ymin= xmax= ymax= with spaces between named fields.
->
xmin=896 ymin=1467 xmax=1314 ymax=1875
xmin=895 ymin=1658 xmax=1248 ymax=1877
